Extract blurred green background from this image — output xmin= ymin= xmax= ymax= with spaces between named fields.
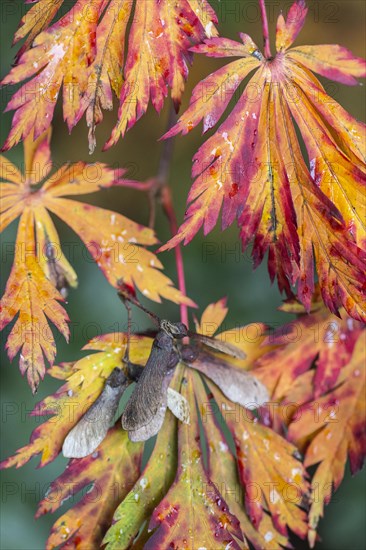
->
xmin=1 ymin=1 xmax=365 ymax=548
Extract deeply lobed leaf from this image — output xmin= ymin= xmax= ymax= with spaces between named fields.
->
xmin=2 ymin=0 xmax=218 ymax=152
xmin=0 ymin=129 xmax=194 ymax=391
xmin=161 ymin=0 xmax=366 ymax=322
xmin=0 ymin=209 xmax=69 ymax=393
xmin=143 ymin=370 xmax=244 ymax=549
xmin=1 ymin=297 xmax=364 ymax=548
xmin=0 ymin=332 xmax=151 ymax=469
xmin=38 ymin=425 xmax=143 ymax=549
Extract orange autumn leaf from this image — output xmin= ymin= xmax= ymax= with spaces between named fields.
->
xmin=1 ymin=296 xmax=363 ymax=548
xmin=37 ymin=425 xmax=143 ymax=550
xmin=253 ymin=299 xmax=364 ymax=402
xmin=287 ymin=332 xmax=365 ymax=547
xmin=0 ymin=332 xmax=151 ymax=469
xmin=0 ymin=209 xmax=69 ymax=393
xmin=244 ymin=291 xmax=365 ymax=543
xmin=0 ymin=129 xmax=194 ymax=391
xmin=161 ymin=0 xmax=366 ymax=322
xmin=194 ymin=296 xmax=228 ymax=336
xmin=2 ymin=0 xmax=217 ymax=153
xmin=207 ymin=381 xmax=310 ymax=542
xmin=143 ymin=370 xmax=244 ymax=549
xmin=194 ymin=297 xmax=273 ymax=370
xmin=196 ymin=377 xmax=288 ymax=549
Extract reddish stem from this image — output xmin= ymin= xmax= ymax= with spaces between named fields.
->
xmin=118 ymin=180 xmax=153 ymax=191
xmin=160 ymin=185 xmax=189 ymax=328
xmin=155 ymin=106 xmax=189 ymax=327
xmin=258 ymin=0 xmax=272 ymax=58
xmin=120 ymin=107 xmax=189 ymax=325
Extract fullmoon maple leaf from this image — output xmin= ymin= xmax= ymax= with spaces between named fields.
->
xmin=0 ymin=129 xmax=194 ymax=391
xmin=37 ymin=426 xmax=143 ymax=550
xmin=253 ymin=296 xmax=364 ymax=402
xmin=195 ymin=377 xmax=288 ymax=549
xmin=0 ymin=209 xmax=69 ymax=393
xmin=103 ymin=384 xmax=179 ymax=549
xmin=142 ymin=370 xmax=244 ymax=550
xmin=236 ymin=289 xmax=365 ymax=544
xmin=2 ymin=0 xmax=217 ymax=152
xmin=287 ymin=331 xmax=365 ymax=547
xmin=161 ymin=0 xmax=366 ymax=322
xmin=207 ymin=381 xmax=310 ymax=542
xmin=0 ymin=332 xmax=151 ymax=469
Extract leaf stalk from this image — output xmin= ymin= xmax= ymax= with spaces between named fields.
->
xmin=259 ymin=0 xmax=272 ymax=58
xmin=152 ymin=105 xmax=189 ymax=327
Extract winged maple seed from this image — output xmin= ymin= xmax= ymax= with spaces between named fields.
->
xmin=120 ymin=314 xmax=268 ymax=444
xmin=161 ymin=0 xmax=366 ymax=323
xmin=1 ymin=0 xmax=217 ymax=153
xmin=1 ymin=296 xmax=364 ymax=548
xmin=0 ymin=128 xmax=194 ymax=392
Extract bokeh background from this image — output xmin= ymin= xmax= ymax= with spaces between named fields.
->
xmin=1 ymin=1 xmax=365 ymax=548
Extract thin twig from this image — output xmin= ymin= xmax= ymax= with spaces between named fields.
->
xmin=120 ymin=105 xmax=190 ymax=326
xmin=157 ymin=108 xmax=177 ymax=184
xmin=160 ymin=185 xmax=189 ymax=328
xmin=154 ymin=105 xmax=189 ymax=327
xmin=148 ymin=107 xmax=178 ymax=228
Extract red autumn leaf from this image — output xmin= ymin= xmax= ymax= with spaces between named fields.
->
xmin=253 ymin=297 xmax=364 ymax=401
xmin=161 ymin=0 xmax=366 ymax=322
xmin=143 ymin=370 xmax=244 ymax=549
xmin=240 ymin=290 xmax=365 ymax=544
xmin=1 ymin=298 xmax=363 ymax=548
xmin=0 ymin=129 xmax=194 ymax=391
xmin=37 ymin=425 xmax=143 ymax=550
xmin=2 ymin=0 xmax=217 ymax=153
xmin=287 ymin=331 xmax=365 ymax=547
xmin=195 ymin=375 xmax=288 ymax=549
xmin=207 ymin=381 xmax=310 ymax=542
